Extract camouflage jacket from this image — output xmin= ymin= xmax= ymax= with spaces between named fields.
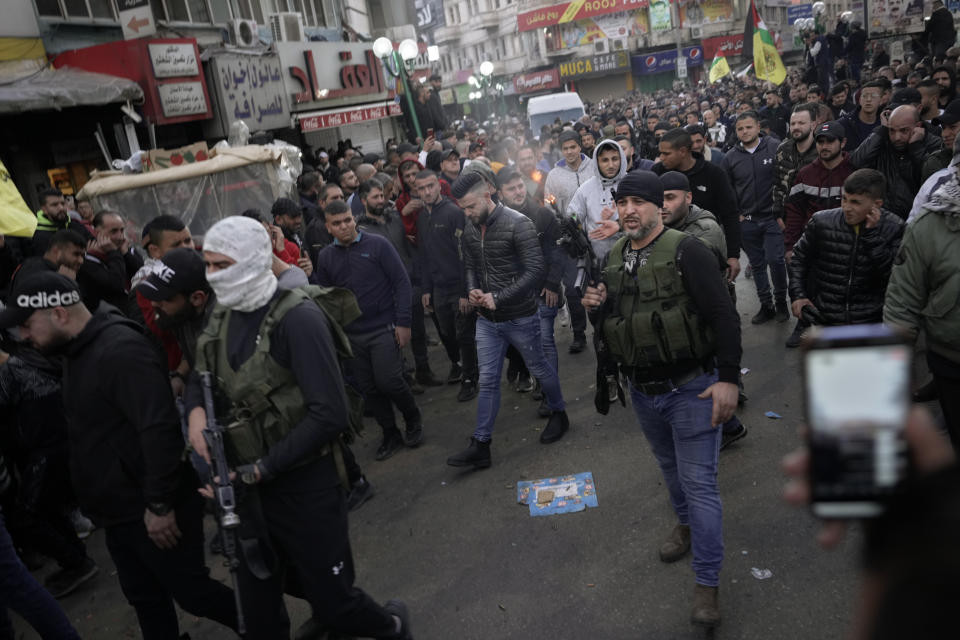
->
xmin=772 ymin=138 xmax=818 ymax=219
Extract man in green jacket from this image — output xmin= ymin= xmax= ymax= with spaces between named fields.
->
xmin=884 ymin=170 xmax=960 ymax=449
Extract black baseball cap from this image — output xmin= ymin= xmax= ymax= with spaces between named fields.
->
xmin=441 ymin=147 xmax=460 ymax=160
xmin=814 ymin=121 xmax=846 ymax=141
xmin=0 ymin=272 xmax=82 ymax=329
xmin=934 ymin=98 xmax=960 ymax=125
xmin=136 ymin=248 xmax=207 ymax=302
xmin=889 ymin=87 xmax=922 ymax=109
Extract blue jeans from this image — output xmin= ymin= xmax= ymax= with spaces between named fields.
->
xmin=538 ymin=303 xmax=559 ymax=376
xmin=629 ymin=372 xmax=723 ymax=587
xmin=474 ymin=314 xmax=565 ymax=442
xmin=741 ymin=217 xmax=787 ymax=308
xmin=0 ymin=511 xmax=80 ymax=640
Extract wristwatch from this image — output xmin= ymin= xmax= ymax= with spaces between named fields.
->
xmin=146 ymin=501 xmax=173 ymax=516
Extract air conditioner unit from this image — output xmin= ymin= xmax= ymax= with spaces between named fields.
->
xmin=690 ymin=26 xmax=703 ymax=39
xmin=269 ymin=12 xmax=305 ymax=43
xmin=230 ymin=19 xmax=259 ymax=48
xmin=610 ymin=37 xmax=629 ymax=51
xmin=593 ymin=38 xmax=610 ymax=54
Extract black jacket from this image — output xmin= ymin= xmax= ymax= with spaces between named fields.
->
xmin=359 ymin=209 xmax=417 ymax=282
xmin=417 ymin=196 xmax=467 ymax=298
xmin=463 ymin=203 xmax=544 ymax=322
xmin=788 ymin=207 xmax=904 ymax=325
xmin=851 ymin=127 xmax=943 ymax=219
xmin=62 ymin=313 xmax=191 ymax=526
xmin=654 ymin=154 xmax=741 ymax=259
xmin=427 ymin=90 xmax=447 ymax=131
xmin=518 ymin=196 xmax=563 ymax=294
xmin=77 ymin=248 xmax=143 ymax=315
xmin=722 ymin=135 xmax=780 ymax=220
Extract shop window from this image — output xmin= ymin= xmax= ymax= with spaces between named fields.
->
xmin=35 ymin=0 xmax=118 ymax=20
xmin=231 ymin=0 xmax=264 ymax=22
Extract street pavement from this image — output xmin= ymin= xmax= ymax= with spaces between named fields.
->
xmin=13 ymin=272 xmax=863 ymax=640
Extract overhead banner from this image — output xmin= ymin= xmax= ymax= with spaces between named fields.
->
xmin=867 ymin=0 xmax=924 ymax=37
xmin=649 ymin=0 xmax=673 ymax=31
xmin=632 ymin=46 xmax=704 ymax=75
xmin=558 ymin=9 xmax=650 ymax=47
xmin=299 ymin=102 xmax=401 ymax=132
xmin=679 ymin=0 xmax=734 ymax=28
xmin=787 ymin=4 xmax=812 ymax=24
xmin=702 ymin=33 xmax=744 ymax=59
xmin=517 ymin=0 xmax=649 ymax=32
xmin=558 ymin=51 xmax=631 ymax=80
xmin=513 ymin=68 xmax=561 ymax=94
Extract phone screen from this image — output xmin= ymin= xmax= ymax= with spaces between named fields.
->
xmin=805 ymin=343 xmax=910 ymax=517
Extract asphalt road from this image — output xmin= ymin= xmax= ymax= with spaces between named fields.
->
xmin=13 ymin=273 xmax=863 ymax=640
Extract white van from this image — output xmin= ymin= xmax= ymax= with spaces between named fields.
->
xmin=526 ymin=92 xmax=585 ymax=136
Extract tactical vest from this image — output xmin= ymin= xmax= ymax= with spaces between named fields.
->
xmin=195 ymin=285 xmax=362 ymax=467
xmin=601 ymin=229 xmax=716 ymax=370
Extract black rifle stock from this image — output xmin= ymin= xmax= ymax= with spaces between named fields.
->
xmin=200 ymin=371 xmax=246 ymax=635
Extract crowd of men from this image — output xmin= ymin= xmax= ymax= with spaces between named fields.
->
xmin=1 ymin=22 xmax=960 ymax=638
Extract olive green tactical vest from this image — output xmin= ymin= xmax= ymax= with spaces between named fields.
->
xmin=601 ymin=229 xmax=716 ymax=370
xmin=195 ymin=285 xmax=362 ymax=466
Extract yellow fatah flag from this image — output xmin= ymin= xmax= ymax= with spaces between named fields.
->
xmin=0 ymin=160 xmax=37 ymax=238
xmin=749 ymin=2 xmax=786 ymax=85
xmin=709 ymin=54 xmax=731 ymax=83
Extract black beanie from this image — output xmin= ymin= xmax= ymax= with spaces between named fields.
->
xmin=660 ymin=171 xmax=691 ymax=193
xmin=613 ymin=171 xmax=664 ymax=208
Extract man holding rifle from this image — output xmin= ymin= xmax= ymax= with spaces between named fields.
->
xmin=0 ymin=272 xmax=239 ymax=640
xmin=184 ymin=216 xmax=413 ymax=639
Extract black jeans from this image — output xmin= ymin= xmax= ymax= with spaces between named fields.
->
xmin=104 ymin=492 xmax=238 ymax=640
xmin=237 ymin=462 xmax=397 ymax=639
xmin=410 ymin=286 xmax=429 ymax=371
xmin=433 ymin=291 xmax=478 ymax=381
xmin=347 ymin=326 xmax=422 ymax=435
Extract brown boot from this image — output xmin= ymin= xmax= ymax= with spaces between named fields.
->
xmin=691 ymin=584 xmax=721 ymax=628
xmin=658 ymin=524 xmax=691 ymax=563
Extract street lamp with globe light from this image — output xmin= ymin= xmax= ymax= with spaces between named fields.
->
xmin=373 ymin=36 xmax=424 ymax=141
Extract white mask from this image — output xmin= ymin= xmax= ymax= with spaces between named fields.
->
xmin=203 ymin=216 xmax=278 ymax=312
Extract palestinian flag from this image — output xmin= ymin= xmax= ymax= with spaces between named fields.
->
xmin=709 ymin=54 xmax=731 ymax=83
xmin=742 ymin=0 xmax=786 ymax=85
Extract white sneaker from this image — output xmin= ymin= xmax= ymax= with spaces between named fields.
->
xmin=559 ymin=305 xmax=570 ymax=328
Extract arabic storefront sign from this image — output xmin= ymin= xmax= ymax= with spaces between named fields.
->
xmin=276 ymin=42 xmax=388 ymax=112
xmin=787 ymin=4 xmax=812 ymax=24
xmin=558 ymin=51 xmax=630 ymax=80
xmin=702 ymin=33 xmax=744 ymax=59
xmin=558 ymin=9 xmax=649 ymax=47
xmin=868 ymin=0 xmax=924 ymax=38
xmin=679 ymin=0 xmax=734 ymax=28
xmin=517 ymin=0 xmax=650 ymax=32
xmin=513 ymin=68 xmax=561 ymax=94
xmin=206 ymin=53 xmax=289 ymax=136
xmin=299 ymin=102 xmax=402 ymax=132
xmin=158 ymin=81 xmax=208 ymax=117
xmin=148 ymin=42 xmax=199 ymax=78
xmin=649 ymin=0 xmax=673 ymax=31
xmin=632 ymin=46 xmax=704 ymax=75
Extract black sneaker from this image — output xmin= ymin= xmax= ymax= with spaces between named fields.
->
xmin=720 ymin=424 xmax=748 ymax=451
xmin=446 ymin=363 xmax=463 ymax=384
xmin=568 ymin=335 xmax=587 ymax=354
xmin=775 ymin=301 xmax=790 ymax=323
xmin=383 ymin=599 xmax=413 ymax=640
xmin=45 ymin=557 xmax=99 ymax=598
xmin=785 ymin=321 xmax=805 ymax=348
xmin=738 ymin=389 xmax=748 ymax=406
xmin=346 ymin=476 xmax=374 ymax=512
xmin=375 ymin=431 xmax=404 ymax=461
xmin=515 ymin=372 xmax=534 ymax=393
xmin=415 ymin=369 xmax=444 ymax=387
xmin=751 ymin=305 xmax=776 ymax=325
xmin=540 ymin=410 xmax=570 ymax=444
xmin=457 ymin=379 xmax=478 ymax=402
xmin=446 ymin=437 xmax=491 ymax=469
xmin=403 ymin=421 xmax=424 ymax=447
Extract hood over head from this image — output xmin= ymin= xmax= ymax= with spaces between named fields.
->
xmin=592 ymin=138 xmax=628 ymax=188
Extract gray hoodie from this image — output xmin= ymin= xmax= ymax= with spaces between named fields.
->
xmin=566 ymin=139 xmax=628 ymax=259
xmin=543 ymin=151 xmax=597 ymax=217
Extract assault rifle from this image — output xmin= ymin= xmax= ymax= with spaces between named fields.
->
xmin=200 ymin=372 xmax=246 ymax=635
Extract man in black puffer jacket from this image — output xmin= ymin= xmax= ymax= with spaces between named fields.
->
xmin=446 ymin=172 xmax=570 ymax=469
xmin=788 ymin=169 xmax=904 ymax=326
